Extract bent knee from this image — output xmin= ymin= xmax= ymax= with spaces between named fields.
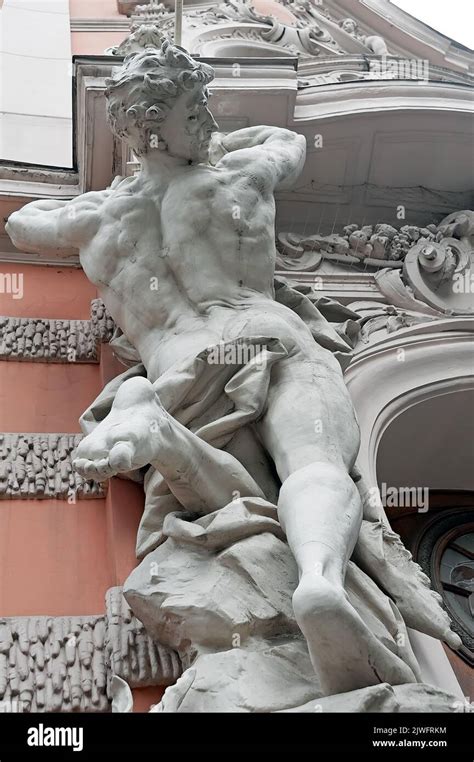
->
xmin=281 ymin=460 xmax=355 ymax=493
xmin=278 ymin=461 xmax=361 ymax=529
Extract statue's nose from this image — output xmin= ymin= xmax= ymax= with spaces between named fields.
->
xmin=206 ymin=110 xmax=219 ymax=130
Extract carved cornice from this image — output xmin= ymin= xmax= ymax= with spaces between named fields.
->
xmin=294 ymin=79 xmax=474 ymax=121
xmin=297 ymin=55 xmax=473 ymax=88
xmin=0 ymin=587 xmax=180 ymax=713
xmin=71 ymin=18 xmax=130 ymax=32
xmin=0 ymin=433 xmax=105 ymax=500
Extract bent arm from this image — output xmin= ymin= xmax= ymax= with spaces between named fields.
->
xmin=5 ymin=192 xmax=104 ymax=257
xmin=211 ymin=126 xmax=307 ymax=190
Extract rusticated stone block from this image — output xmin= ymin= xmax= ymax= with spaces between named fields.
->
xmin=0 ymin=301 xmax=116 ymax=364
xmin=0 ymin=433 xmax=105 ymax=500
xmin=0 ymin=317 xmax=98 ymax=362
xmin=105 ymin=586 xmax=181 ymax=688
xmin=90 ymin=299 xmax=116 ymax=344
xmin=0 ymin=588 xmax=181 ymax=713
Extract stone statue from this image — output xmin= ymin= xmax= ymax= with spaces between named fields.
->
xmin=339 ymin=17 xmax=388 ymax=56
xmin=6 ymin=41 xmax=463 ymax=711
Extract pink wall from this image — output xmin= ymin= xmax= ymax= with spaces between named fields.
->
xmin=0 ymin=263 xmax=96 ymax=320
xmin=0 ymin=362 xmax=102 ymax=433
xmin=253 ymin=0 xmax=298 ymax=25
xmin=69 ymin=0 xmax=120 ymax=18
xmin=0 ymin=498 xmax=111 ymax=616
xmin=71 ymin=31 xmax=128 ymax=55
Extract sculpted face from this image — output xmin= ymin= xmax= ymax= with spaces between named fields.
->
xmin=156 ymin=86 xmax=218 ymax=164
xmin=105 ymin=43 xmax=216 ymax=161
xmin=341 ymin=19 xmax=357 ymax=34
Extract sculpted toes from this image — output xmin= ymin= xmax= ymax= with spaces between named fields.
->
xmin=72 ymin=457 xmax=85 ymax=476
xmin=73 ymin=456 xmax=114 ymax=482
xmin=73 ymin=457 xmax=94 ymax=479
xmin=109 ymin=442 xmax=134 ymax=472
xmin=95 ymin=457 xmax=114 ymax=479
xmin=83 ymin=460 xmax=101 ymax=480
xmin=75 ymin=436 xmax=106 ymax=462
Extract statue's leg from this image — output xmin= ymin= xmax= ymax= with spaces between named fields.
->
xmin=73 ymin=375 xmax=264 ymax=511
xmin=257 ymin=357 xmax=416 ymax=695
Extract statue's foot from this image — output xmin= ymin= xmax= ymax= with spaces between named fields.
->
xmin=355 ymin=523 xmax=462 ymax=649
xmin=386 ymin=570 xmax=462 ymax=650
xmin=74 ymin=377 xmax=169 ymax=481
xmin=292 ymin=574 xmax=416 ymax=696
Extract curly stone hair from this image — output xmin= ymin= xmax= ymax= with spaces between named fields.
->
xmin=105 ymin=40 xmax=214 ymax=156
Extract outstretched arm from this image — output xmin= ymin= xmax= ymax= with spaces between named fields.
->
xmin=5 ymin=191 xmax=105 ymax=257
xmin=209 ymin=126 xmax=306 ymax=191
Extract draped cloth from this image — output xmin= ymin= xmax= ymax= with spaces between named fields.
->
xmin=80 ymin=278 xmax=360 ymax=557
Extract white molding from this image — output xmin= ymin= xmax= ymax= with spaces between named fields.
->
xmin=0 ymin=178 xmax=79 ymax=199
xmin=345 ymin=328 xmax=474 ymax=485
xmin=71 ymin=18 xmax=130 ymax=32
xmin=275 ymin=270 xmax=382 ymax=303
xmin=294 ymin=80 xmax=474 ymax=122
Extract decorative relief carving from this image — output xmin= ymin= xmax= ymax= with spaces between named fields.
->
xmin=277 ymin=210 xmax=474 ymax=317
xmin=0 ymin=587 xmax=180 ymax=713
xmin=281 ymin=1 xmax=389 ymax=54
xmin=105 ymin=587 xmax=181 ymax=687
xmin=0 ymin=317 xmax=98 ymax=363
xmin=276 ymin=221 xmax=440 ymax=271
xmin=347 ymin=301 xmax=437 ymax=346
xmin=108 ymin=22 xmax=171 ymax=57
xmin=185 ymin=0 xmax=342 ymax=58
xmin=111 ymin=0 xmax=346 ymax=59
xmin=0 ymin=434 xmax=105 ymax=500
xmin=338 ymin=17 xmax=388 ymax=55
xmin=0 ymin=302 xmax=115 ymax=364
xmin=90 ymin=299 xmax=116 ymax=344
xmin=130 ymin=0 xmax=168 ymax=27
xmin=186 ymin=0 xmax=274 ymax=28
xmin=0 ymin=614 xmax=110 ymax=713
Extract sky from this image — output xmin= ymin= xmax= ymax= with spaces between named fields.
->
xmin=392 ymin=0 xmax=473 ymax=49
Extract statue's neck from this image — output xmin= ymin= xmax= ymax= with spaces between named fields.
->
xmin=139 ymin=151 xmax=190 ymax=183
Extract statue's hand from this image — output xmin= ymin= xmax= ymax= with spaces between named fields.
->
xmin=208 ymin=132 xmax=228 ymax=166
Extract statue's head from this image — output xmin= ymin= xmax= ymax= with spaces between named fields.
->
xmin=105 ymin=40 xmax=217 ymax=162
xmin=339 ymin=18 xmax=358 ymax=35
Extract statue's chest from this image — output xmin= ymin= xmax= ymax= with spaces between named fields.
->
xmin=162 ymin=172 xmax=231 ymax=234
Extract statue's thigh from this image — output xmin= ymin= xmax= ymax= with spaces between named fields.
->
xmin=257 ymin=357 xmax=359 ymax=479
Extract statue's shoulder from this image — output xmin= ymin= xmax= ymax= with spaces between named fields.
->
xmin=107 ymin=175 xmax=135 ymax=192
xmin=98 ymin=176 xmax=148 ymax=218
